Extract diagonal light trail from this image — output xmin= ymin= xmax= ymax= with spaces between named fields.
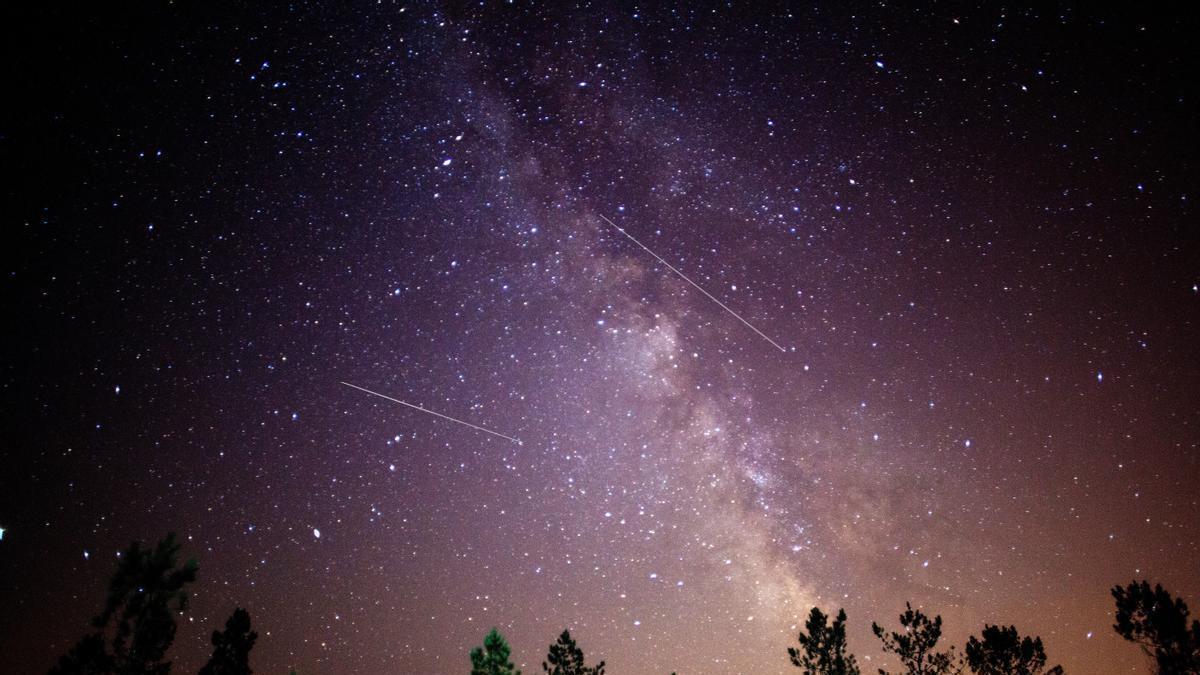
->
xmin=598 ymin=213 xmax=788 ymax=352
xmin=340 ymin=381 xmax=523 ymax=445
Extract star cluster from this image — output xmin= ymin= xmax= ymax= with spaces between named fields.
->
xmin=3 ymin=3 xmax=1197 ymax=674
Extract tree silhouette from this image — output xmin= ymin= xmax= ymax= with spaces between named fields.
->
xmin=871 ymin=603 xmax=961 ymax=675
xmin=789 ymin=607 xmax=861 ymax=674
xmin=49 ymin=633 xmax=115 ymax=675
xmin=50 ymin=533 xmax=198 ymax=675
xmin=1112 ymin=581 xmax=1200 ymax=674
xmin=471 ymin=628 xmax=521 ymax=675
xmin=964 ymin=625 xmax=1062 ymax=675
xmin=198 ymin=608 xmax=257 ymax=675
xmin=542 ymin=629 xmax=605 ymax=675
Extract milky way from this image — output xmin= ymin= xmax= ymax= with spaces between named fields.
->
xmin=3 ymin=4 xmax=1198 ymax=674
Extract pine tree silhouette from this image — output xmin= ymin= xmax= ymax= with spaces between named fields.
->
xmin=542 ymin=629 xmax=605 ymax=675
xmin=1112 ymin=581 xmax=1200 ymax=675
xmin=871 ymin=602 xmax=961 ymax=675
xmin=788 ymin=607 xmax=861 ymax=674
xmin=964 ymin=625 xmax=1062 ymax=675
xmin=198 ymin=608 xmax=257 ymax=675
xmin=50 ymin=533 xmax=198 ymax=675
xmin=49 ymin=633 xmax=114 ymax=675
xmin=471 ymin=628 xmax=522 ymax=675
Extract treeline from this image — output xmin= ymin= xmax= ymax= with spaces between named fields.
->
xmin=472 ymin=588 xmax=1200 ymax=675
xmin=48 ymin=534 xmax=1200 ymax=674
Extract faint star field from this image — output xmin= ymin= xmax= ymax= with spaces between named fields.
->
xmin=2 ymin=3 xmax=1198 ymax=675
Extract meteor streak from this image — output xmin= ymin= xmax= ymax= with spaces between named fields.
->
xmin=340 ymin=381 xmax=523 ymax=445
xmin=598 ymin=213 xmax=787 ymax=352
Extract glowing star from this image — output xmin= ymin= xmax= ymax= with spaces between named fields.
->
xmin=0 ymin=527 xmax=5 ymax=541
xmin=1097 ymin=371 xmax=1104 ymax=383
xmin=313 ymin=528 xmax=321 ymax=539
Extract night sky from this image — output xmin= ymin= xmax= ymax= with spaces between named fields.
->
xmin=3 ymin=3 xmax=1198 ymax=674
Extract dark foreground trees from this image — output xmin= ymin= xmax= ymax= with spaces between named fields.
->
xmin=458 ymin=582 xmax=1195 ymax=675
xmin=543 ymin=629 xmax=605 ymax=675
xmin=50 ymin=533 xmax=256 ymax=675
xmin=51 ymin=541 xmax=1196 ymax=675
xmin=1112 ymin=581 xmax=1200 ymax=675
xmin=782 ymin=581 xmax=1200 ymax=675
xmin=789 ymin=607 xmax=860 ymax=675
xmin=785 ymin=603 xmax=1062 ymax=675
xmin=964 ymin=625 xmax=1062 ymax=675
xmin=198 ymin=608 xmax=258 ymax=675
xmin=872 ymin=603 xmax=960 ymax=675
xmin=52 ymin=533 xmax=198 ymax=675
xmin=468 ymin=626 xmax=610 ymax=675
xmin=471 ymin=628 xmax=522 ymax=675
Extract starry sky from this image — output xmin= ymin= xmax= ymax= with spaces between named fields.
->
xmin=3 ymin=3 xmax=1198 ymax=674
